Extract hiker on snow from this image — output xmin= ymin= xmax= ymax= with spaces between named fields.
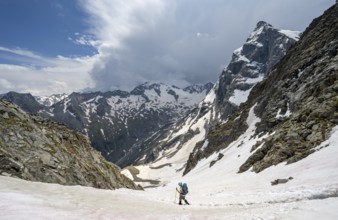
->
xmin=176 ymin=182 xmax=190 ymax=205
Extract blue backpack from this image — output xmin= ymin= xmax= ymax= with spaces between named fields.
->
xmin=182 ymin=183 xmax=188 ymax=195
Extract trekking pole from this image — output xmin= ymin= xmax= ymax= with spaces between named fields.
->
xmin=174 ymin=190 xmax=177 ymax=204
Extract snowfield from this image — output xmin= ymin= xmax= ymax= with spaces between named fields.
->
xmin=1 ymin=117 xmax=338 ymax=219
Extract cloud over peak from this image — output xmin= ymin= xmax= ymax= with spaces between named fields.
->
xmin=0 ymin=0 xmax=334 ymax=95
xmin=80 ymin=0 xmax=334 ymax=93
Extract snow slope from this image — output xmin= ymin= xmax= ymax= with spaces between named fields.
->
xmin=1 ymin=174 xmax=337 ymax=220
xmin=1 ymin=112 xmax=338 ymax=220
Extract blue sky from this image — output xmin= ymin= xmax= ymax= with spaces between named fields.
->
xmin=0 ymin=0 xmax=335 ymax=96
xmin=0 ymin=0 xmax=95 ymax=62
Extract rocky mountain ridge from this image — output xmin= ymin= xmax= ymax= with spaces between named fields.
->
xmin=2 ymin=92 xmax=45 ymax=113
xmin=0 ymin=98 xmax=141 ymax=190
xmin=132 ymin=21 xmax=300 ymax=166
xmin=183 ymin=3 xmax=338 ymax=175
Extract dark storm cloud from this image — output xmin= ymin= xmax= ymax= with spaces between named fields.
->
xmin=81 ymin=0 xmax=335 ymax=92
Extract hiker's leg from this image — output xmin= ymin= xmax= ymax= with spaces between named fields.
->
xmin=184 ymin=197 xmax=189 ymax=205
xmin=179 ymin=194 xmax=183 ymax=204
xmin=181 ymin=195 xmax=189 ymax=204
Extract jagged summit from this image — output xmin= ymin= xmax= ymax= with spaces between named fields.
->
xmin=130 ymin=82 xmax=214 ymax=96
xmin=217 ymin=22 xmax=300 ymax=119
xmin=246 ymin=21 xmax=273 ymax=45
xmin=255 ymin=21 xmax=273 ymax=29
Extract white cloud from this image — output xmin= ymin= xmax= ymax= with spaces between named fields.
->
xmin=81 ymin=0 xmax=168 ymax=49
xmin=0 ymin=50 xmax=97 ymax=96
xmin=0 ymin=78 xmax=13 ymax=91
xmin=0 ymin=47 xmax=55 ymax=67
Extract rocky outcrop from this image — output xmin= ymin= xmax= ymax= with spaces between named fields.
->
xmin=0 ymin=98 xmax=142 ymax=190
xmin=185 ymin=3 xmax=338 ymax=175
xmin=238 ymin=3 xmax=338 ymax=173
xmin=271 ymin=177 xmax=293 ymax=186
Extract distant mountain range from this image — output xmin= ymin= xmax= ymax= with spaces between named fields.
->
xmin=2 ymin=83 xmax=213 ymax=167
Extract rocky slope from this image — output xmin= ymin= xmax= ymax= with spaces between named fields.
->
xmin=0 ymin=98 xmax=141 ymax=190
xmin=132 ymin=21 xmax=300 ymax=166
xmin=184 ymin=3 xmax=338 ymax=175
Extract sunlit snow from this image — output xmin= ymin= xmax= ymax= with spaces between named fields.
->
xmin=279 ymin=30 xmax=301 ymax=41
xmin=229 ymin=89 xmax=253 ymax=106
xmin=1 ymin=112 xmax=337 ymax=219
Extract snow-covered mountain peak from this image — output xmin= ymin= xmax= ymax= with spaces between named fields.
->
xmin=245 ymin=21 xmax=300 ymax=52
xmin=246 ymin=21 xmax=273 ymax=45
xmin=35 ymin=93 xmax=68 ymax=107
xmin=219 ymin=21 xmax=300 ymax=110
xmin=131 ymin=21 xmax=301 ymax=175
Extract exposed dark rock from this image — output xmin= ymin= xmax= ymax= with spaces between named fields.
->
xmin=209 ymin=153 xmax=224 ymax=167
xmin=271 ymin=177 xmax=294 ymax=186
xmin=2 ymin=92 xmax=45 ymax=113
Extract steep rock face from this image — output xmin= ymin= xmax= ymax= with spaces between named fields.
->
xmin=0 ymin=98 xmax=141 ymax=190
xmin=184 ymin=3 xmax=338 ymax=175
xmin=239 ymin=4 xmax=338 ymax=173
xmin=35 ymin=83 xmax=212 ymax=167
xmin=216 ymin=21 xmax=299 ymax=120
xmin=134 ymin=22 xmax=299 ymax=167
